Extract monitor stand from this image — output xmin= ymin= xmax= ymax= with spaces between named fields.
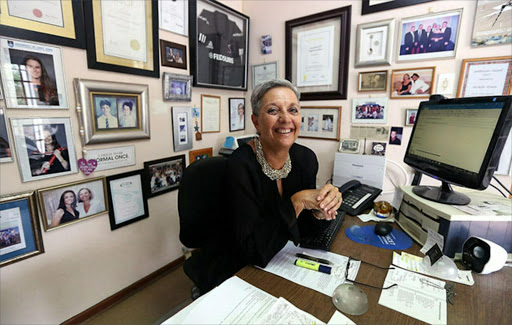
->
xmin=412 ymin=182 xmax=471 ymax=205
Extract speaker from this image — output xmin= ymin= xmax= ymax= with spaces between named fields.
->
xmin=461 ymin=237 xmax=507 ymax=274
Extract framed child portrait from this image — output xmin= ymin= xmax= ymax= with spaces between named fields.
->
xmin=229 ymin=98 xmax=245 ymax=131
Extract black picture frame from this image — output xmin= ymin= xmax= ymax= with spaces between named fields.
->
xmin=0 ymin=0 xmax=86 ymax=49
xmin=160 ymin=40 xmax=187 ymax=69
xmin=143 ymin=155 xmax=186 ymax=198
xmin=285 ymin=6 xmax=351 ymax=101
xmin=189 ymin=0 xmax=250 ymax=90
xmin=362 ymin=0 xmax=436 ymax=15
xmin=106 ymin=169 xmax=149 ymax=230
xmin=83 ymin=0 xmax=160 ymax=78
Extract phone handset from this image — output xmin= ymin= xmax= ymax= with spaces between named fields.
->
xmin=338 ymin=179 xmax=361 ymax=194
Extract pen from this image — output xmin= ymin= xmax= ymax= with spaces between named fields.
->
xmin=295 ymin=253 xmax=332 ymax=265
xmin=294 ymin=259 xmax=332 ymax=274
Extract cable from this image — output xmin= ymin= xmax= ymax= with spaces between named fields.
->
xmin=493 ymin=176 xmax=512 ymax=197
xmin=490 ymin=183 xmax=507 ymax=198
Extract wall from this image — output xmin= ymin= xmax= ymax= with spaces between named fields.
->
xmin=0 ymin=1 xmax=510 ymax=324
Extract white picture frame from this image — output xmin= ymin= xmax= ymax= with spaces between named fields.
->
xmin=159 ymin=0 xmax=188 ymax=36
xmin=171 ymin=106 xmax=193 ymax=152
xmin=355 ymin=18 xmax=395 ymax=67
xmin=352 ymin=98 xmax=388 ymax=124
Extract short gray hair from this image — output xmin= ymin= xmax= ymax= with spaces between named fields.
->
xmin=250 ymin=79 xmax=300 ymax=116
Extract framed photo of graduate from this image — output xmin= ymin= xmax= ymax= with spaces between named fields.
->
xmin=285 ymin=6 xmax=351 ymax=100
xmin=106 ymin=170 xmax=149 ymax=231
xmin=189 ymin=0 xmax=249 ymax=90
xmin=143 ymin=155 xmax=185 ymax=198
xmin=0 ymin=0 xmax=86 ymax=49
xmin=160 ymin=40 xmax=187 ymax=69
xmin=0 ymin=192 xmax=44 ymax=268
xmin=299 ymin=106 xmax=341 ymax=141
xmin=229 ymin=98 xmax=245 ymax=132
xmin=0 ymin=108 xmax=13 ymax=163
xmin=83 ymin=0 xmax=159 ymax=78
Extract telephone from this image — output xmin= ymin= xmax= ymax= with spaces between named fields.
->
xmin=338 ymin=180 xmax=382 ymax=216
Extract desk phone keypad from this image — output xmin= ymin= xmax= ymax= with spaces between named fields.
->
xmin=340 ymin=184 xmax=382 ymax=216
xmin=300 ymin=211 xmax=346 ymax=251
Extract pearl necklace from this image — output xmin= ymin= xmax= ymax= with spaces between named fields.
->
xmin=254 ymin=137 xmax=292 ymax=181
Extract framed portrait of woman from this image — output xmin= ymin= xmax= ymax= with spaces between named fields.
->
xmin=10 ymin=117 xmax=78 ymax=182
xmin=36 ymin=177 xmax=108 ymax=231
xmin=229 ymin=98 xmax=245 ymax=132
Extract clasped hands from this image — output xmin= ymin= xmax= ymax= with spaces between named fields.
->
xmin=291 ymin=184 xmax=342 ymax=221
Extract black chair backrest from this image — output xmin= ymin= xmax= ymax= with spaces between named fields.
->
xmin=178 ymin=157 xmax=228 ymax=248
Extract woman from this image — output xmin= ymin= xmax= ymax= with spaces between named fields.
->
xmin=119 ymin=101 xmax=137 ymax=128
xmin=76 ymin=188 xmax=102 ymax=217
xmin=23 ymin=55 xmax=59 ymax=105
xmin=232 ymin=103 xmax=245 ymax=130
xmin=429 ymin=23 xmax=444 ymax=52
xmin=30 ymin=127 xmax=69 ymax=176
xmin=50 ymin=190 xmax=79 ymax=227
xmin=397 ymin=73 xmax=412 ymax=95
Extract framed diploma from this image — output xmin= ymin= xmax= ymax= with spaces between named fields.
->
xmin=252 ymin=61 xmax=278 ymax=88
xmin=83 ymin=0 xmax=160 ymax=78
xmin=106 ymin=170 xmax=149 ymax=231
xmin=189 ymin=0 xmax=250 ymax=90
xmin=362 ymin=0 xmax=435 ymax=15
xmin=0 ymin=0 xmax=86 ymax=49
xmin=299 ymin=106 xmax=341 ymax=141
xmin=201 ymin=94 xmax=221 ymax=133
xmin=285 ymin=6 xmax=351 ymax=100
xmin=457 ymin=56 xmax=512 ymax=98
xmin=355 ymin=19 xmax=394 ymax=67
xmin=171 ymin=106 xmax=193 ymax=152
xmin=159 ymin=0 xmax=188 ymax=36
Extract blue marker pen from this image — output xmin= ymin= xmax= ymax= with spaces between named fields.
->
xmin=294 ymin=259 xmax=332 ymax=274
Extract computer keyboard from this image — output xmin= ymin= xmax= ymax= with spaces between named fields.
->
xmin=300 ymin=211 xmax=346 ymax=251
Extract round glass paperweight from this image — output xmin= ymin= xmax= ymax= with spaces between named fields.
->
xmin=332 ymin=283 xmax=368 ymax=315
xmin=422 ymin=255 xmax=458 ymax=280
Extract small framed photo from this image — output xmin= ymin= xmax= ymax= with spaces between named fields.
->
xmin=143 ymin=155 xmax=185 ymax=198
xmin=0 ymin=38 xmax=68 ymax=109
xmin=371 ymin=142 xmax=387 ymax=156
xmin=390 ymin=67 xmax=436 ymax=99
xmin=160 ymin=40 xmax=187 ymax=69
xmin=36 ymin=177 xmax=108 ymax=231
xmin=172 ymin=106 xmax=193 ymax=152
xmin=405 ymin=109 xmax=418 ymax=126
xmin=189 ymin=147 xmax=213 ymax=164
xmin=74 ymin=79 xmax=150 ymax=145
xmin=457 ymin=56 xmax=512 ymax=97
xmin=252 ymin=61 xmax=278 ymax=88
xmin=10 ymin=117 xmax=78 ymax=182
xmin=0 ymin=108 xmax=14 ymax=163
xmin=339 ymin=139 xmax=360 ymax=154
xmin=355 ymin=18 xmax=395 ymax=67
xmin=163 ymin=73 xmax=193 ymax=101
xmin=106 ymin=170 xmax=149 ymax=231
xmin=229 ymin=98 xmax=246 ymax=132
xmin=358 ymin=70 xmax=388 ymax=92
xmin=300 ymin=106 xmax=341 ymax=141
xmin=261 ymin=35 xmax=272 ymax=54
xmin=0 ymin=191 xmax=44 ymax=268
xmin=352 ymin=98 xmax=388 ymax=124
xmin=389 ymin=126 xmax=403 ymax=145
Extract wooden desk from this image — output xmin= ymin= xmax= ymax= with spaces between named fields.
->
xmin=236 ymin=216 xmax=511 ymax=324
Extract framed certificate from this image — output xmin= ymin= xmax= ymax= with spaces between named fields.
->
xmin=83 ymin=0 xmax=160 ymax=78
xmin=201 ymin=94 xmax=221 ymax=133
xmin=286 ymin=6 xmax=351 ymax=100
xmin=159 ymin=0 xmax=188 ymax=36
xmin=457 ymin=56 xmax=512 ymax=97
xmin=252 ymin=61 xmax=278 ymax=88
xmin=355 ymin=19 xmax=394 ymax=67
xmin=0 ymin=0 xmax=86 ymax=48
xmin=189 ymin=0 xmax=249 ymax=90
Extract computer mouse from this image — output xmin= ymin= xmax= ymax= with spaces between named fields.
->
xmin=374 ymin=223 xmax=393 ymax=236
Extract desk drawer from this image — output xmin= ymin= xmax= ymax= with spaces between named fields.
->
xmin=397 ymin=212 xmax=428 ymax=246
xmin=400 ymin=201 xmax=440 ymax=232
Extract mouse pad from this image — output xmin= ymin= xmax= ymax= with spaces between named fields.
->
xmin=345 ymin=225 xmax=413 ymax=250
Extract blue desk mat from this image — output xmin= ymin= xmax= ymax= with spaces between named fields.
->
xmin=345 ymin=225 xmax=413 ymax=250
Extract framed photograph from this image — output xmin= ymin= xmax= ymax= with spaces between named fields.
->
xmin=74 ymin=78 xmax=150 ymax=145
xmin=189 ymin=148 xmax=213 ymax=164
xmin=371 ymin=142 xmax=387 ymax=156
xmin=390 ymin=67 xmax=436 ymax=99
xmin=300 ymin=106 xmax=341 ymax=141
xmin=339 ymin=139 xmax=360 ymax=154
xmin=457 ymin=56 xmax=512 ymax=98
xmin=261 ymin=35 xmax=272 ymax=54
xmin=397 ymin=9 xmax=463 ymax=62
xmin=389 ymin=127 xmax=403 ymax=145
xmin=252 ymin=61 xmax=278 ymax=88
xmin=229 ymin=98 xmax=246 ymax=132
xmin=10 ymin=117 xmax=78 ymax=182
xmin=472 ymin=0 xmax=512 ymax=47
xmin=362 ymin=0 xmax=435 ymax=15
xmin=201 ymin=94 xmax=221 ymax=133
xmin=189 ymin=0 xmax=249 ymax=90
xmin=0 ymin=108 xmax=13 ymax=163
xmin=106 ymin=170 xmax=149 ymax=231
xmin=0 ymin=192 xmax=44 ymax=268
xmin=358 ymin=70 xmax=388 ymax=92
xmin=405 ymin=109 xmax=418 ymax=126
xmin=163 ymin=73 xmax=193 ymax=101
xmin=0 ymin=38 xmax=68 ymax=109
xmin=352 ymin=98 xmax=388 ymax=124
xmin=285 ymin=6 xmax=351 ymax=100
xmin=0 ymin=0 xmax=86 ymax=49
xmin=143 ymin=155 xmax=185 ymax=198
xmin=36 ymin=177 xmax=107 ymax=231
xmin=159 ymin=0 xmax=188 ymax=36
xmin=172 ymin=106 xmax=193 ymax=152
xmin=160 ymin=40 xmax=187 ymax=69
xmin=83 ymin=0 xmax=159 ymax=78
xmin=355 ymin=19 xmax=395 ymax=67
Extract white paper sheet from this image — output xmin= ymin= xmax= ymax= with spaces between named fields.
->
xmin=259 ymin=297 xmax=324 ymax=324
xmin=420 ymin=228 xmax=444 ymax=254
xmin=327 ymin=311 xmax=356 ymax=325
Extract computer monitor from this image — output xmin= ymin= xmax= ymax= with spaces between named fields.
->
xmin=404 ymin=95 xmax=512 ymax=205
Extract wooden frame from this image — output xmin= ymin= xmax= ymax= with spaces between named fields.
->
xmin=143 ymin=155 xmax=185 ymax=198
xmin=299 ymin=106 xmax=341 ymax=141
xmin=201 ymin=94 xmax=221 ymax=133
xmin=339 ymin=139 xmax=360 ymax=154
xmin=160 ymin=40 xmax=187 ymax=69
xmin=189 ymin=148 xmax=213 ymax=164
xmin=0 ymin=0 xmax=86 ymax=48
xmin=352 ymin=98 xmax=388 ymax=124
xmin=36 ymin=177 xmax=108 ymax=231
xmin=229 ymin=98 xmax=246 ymax=132
xmin=390 ymin=67 xmax=436 ymax=99
xmin=189 ymin=0 xmax=249 ymax=90
xmin=0 ymin=191 xmax=44 ymax=268
xmin=457 ymin=56 xmax=512 ymax=98
xmin=171 ymin=106 xmax=193 ymax=152
xmin=358 ymin=70 xmax=388 ymax=92
xmin=285 ymin=6 xmax=351 ymax=100
xmin=362 ymin=0 xmax=436 ymax=15
xmin=355 ymin=19 xmax=395 ymax=67
xmin=83 ymin=0 xmax=159 ymax=78
xmin=163 ymin=73 xmax=192 ymax=101
xmin=74 ymin=78 xmax=151 ymax=145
